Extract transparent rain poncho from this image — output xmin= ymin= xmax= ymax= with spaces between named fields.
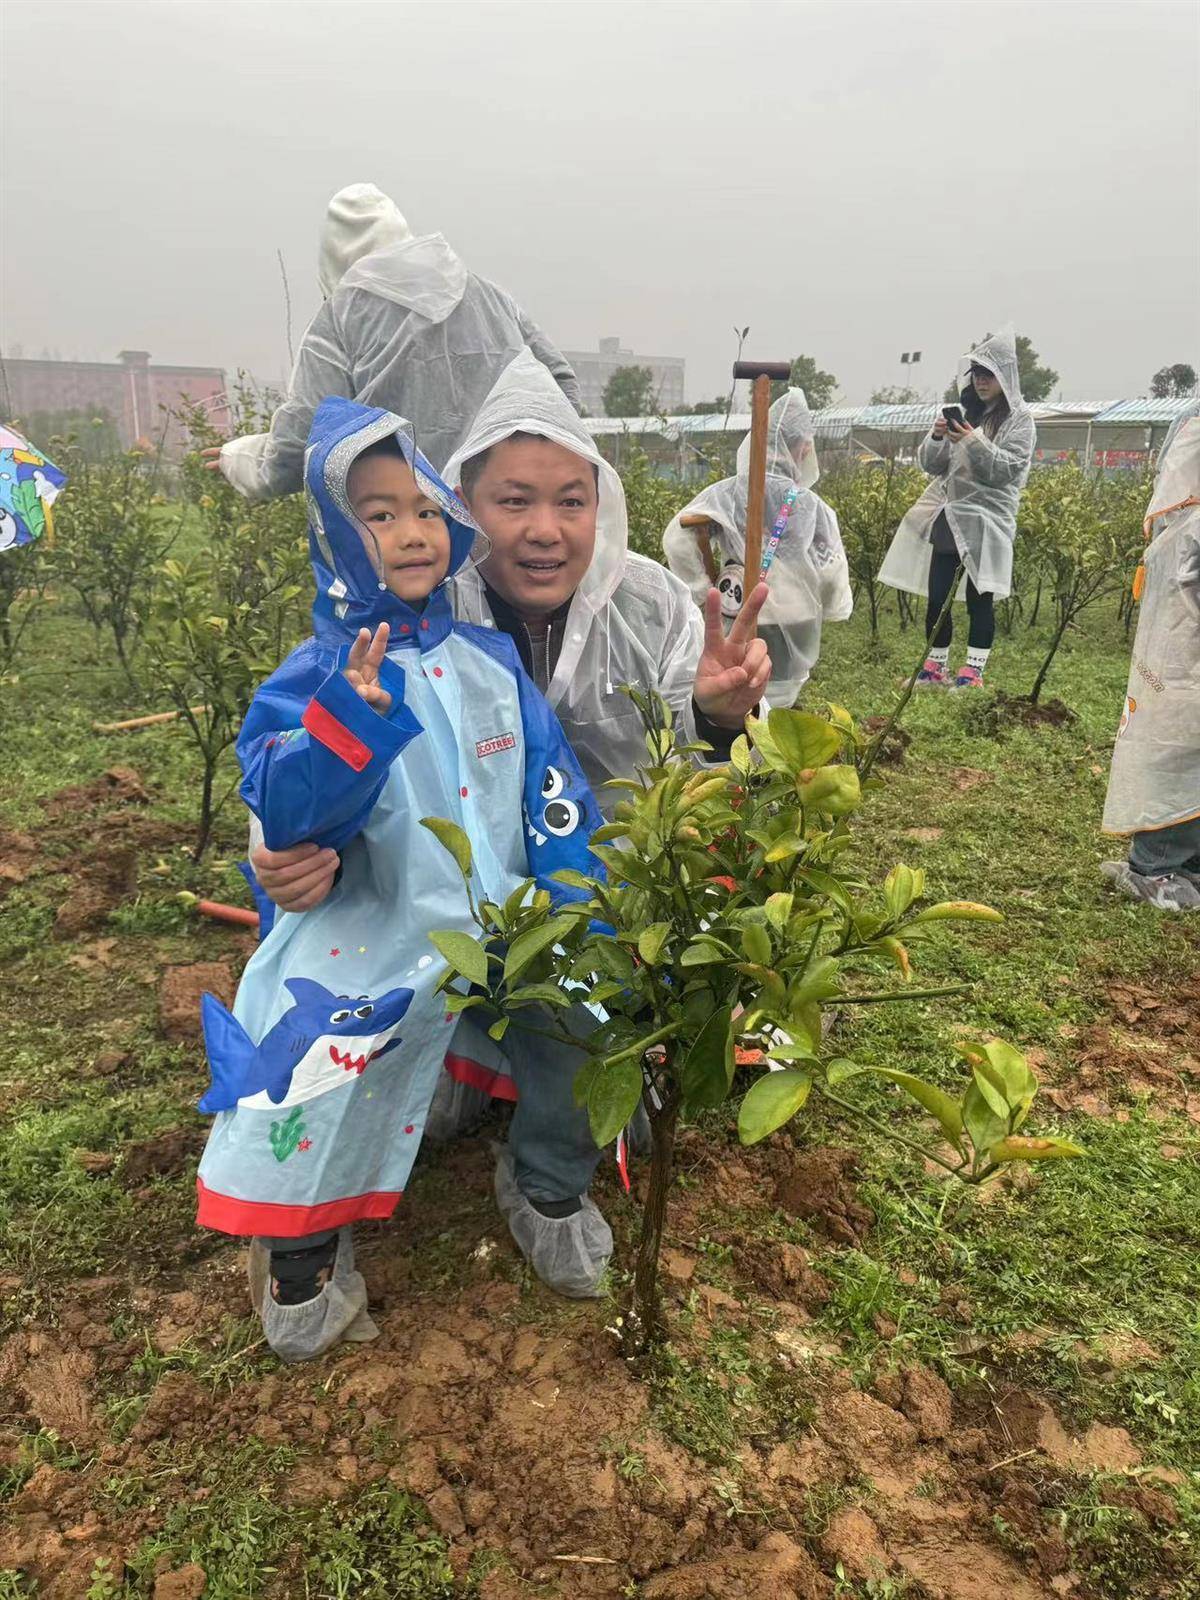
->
xmin=443 ymin=348 xmax=719 ymax=805
xmin=662 ymin=389 xmax=852 ymax=705
xmin=1102 ymin=417 xmax=1200 ymax=836
xmin=219 ymin=184 xmax=581 ymax=496
xmin=878 ymin=327 xmax=1036 ymax=600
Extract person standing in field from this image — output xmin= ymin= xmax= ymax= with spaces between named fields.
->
xmin=879 ymin=328 xmax=1035 ymax=689
xmin=662 ymin=388 xmax=852 ymax=707
xmin=1100 ymin=417 xmax=1200 ymax=912
xmin=204 ymin=183 xmax=581 ymax=493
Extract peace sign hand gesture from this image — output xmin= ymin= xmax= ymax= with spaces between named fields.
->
xmin=344 ymin=623 xmax=392 ymax=713
xmin=693 ymin=581 xmax=772 ymax=729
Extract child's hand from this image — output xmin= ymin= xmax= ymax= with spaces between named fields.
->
xmin=344 ymin=623 xmax=392 ymax=712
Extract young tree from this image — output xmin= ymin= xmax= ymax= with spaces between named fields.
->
xmin=821 ymin=457 xmax=926 ymax=643
xmin=1018 ymin=463 xmax=1149 ymax=703
xmin=0 ymin=538 xmax=48 ymax=679
xmin=1150 ymin=363 xmax=1197 ymax=399
xmin=50 ymin=442 xmax=179 ymax=683
xmin=603 ymin=365 xmax=657 ymax=417
xmin=428 ymin=695 xmax=1080 ymax=1356
xmin=142 ymin=397 xmax=309 ymax=857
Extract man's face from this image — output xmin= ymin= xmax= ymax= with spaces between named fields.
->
xmin=464 ymin=437 xmax=598 ymax=617
xmin=348 ymin=449 xmax=451 ymax=604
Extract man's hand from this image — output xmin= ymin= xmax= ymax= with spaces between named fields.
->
xmin=251 ymin=842 xmax=340 ymax=912
xmin=693 ymin=581 xmax=772 ymax=729
xmin=344 ymin=623 xmax=392 ymax=711
xmin=200 ymin=445 xmax=225 ymax=473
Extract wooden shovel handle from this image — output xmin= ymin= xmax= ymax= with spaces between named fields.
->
xmin=742 ymin=374 xmax=771 ymax=635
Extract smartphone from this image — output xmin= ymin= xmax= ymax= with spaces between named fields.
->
xmin=941 ymin=405 xmax=966 ymax=428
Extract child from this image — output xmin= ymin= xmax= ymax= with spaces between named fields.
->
xmin=196 ymin=396 xmax=603 ymax=1361
xmin=662 ymin=389 xmax=852 ymax=706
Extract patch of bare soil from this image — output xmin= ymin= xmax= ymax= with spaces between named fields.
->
xmin=861 ymin=715 xmax=912 ymax=768
xmin=52 ymin=845 xmax=139 ymax=938
xmin=0 ymin=1135 xmax=1184 ymax=1600
xmin=1045 ymin=973 xmax=1200 ymax=1123
xmin=0 ymin=828 xmax=40 ymax=894
xmin=990 ymin=691 xmax=1077 ymax=730
xmin=45 ymin=765 xmax=151 ymax=817
xmin=774 ymin=1145 xmax=875 ymax=1246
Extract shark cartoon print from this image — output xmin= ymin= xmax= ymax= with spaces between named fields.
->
xmin=199 ymin=979 xmax=413 ymax=1113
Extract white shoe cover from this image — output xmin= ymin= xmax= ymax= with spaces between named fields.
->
xmin=248 ymin=1226 xmax=379 ymax=1363
xmin=493 ymin=1144 xmax=612 ymax=1298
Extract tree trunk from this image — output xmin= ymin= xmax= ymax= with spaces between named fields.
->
xmin=194 ymin=756 xmax=216 ymax=861
xmin=621 ymin=1092 xmax=679 ymax=1359
xmin=1029 ymin=605 xmax=1075 ymax=704
xmin=1029 ymin=574 xmax=1043 ymax=628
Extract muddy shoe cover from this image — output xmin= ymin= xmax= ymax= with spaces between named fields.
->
xmin=493 ymin=1144 xmax=612 ymax=1298
xmin=247 ymin=1226 xmax=379 ymax=1362
xmin=1100 ymin=860 xmax=1200 ymax=912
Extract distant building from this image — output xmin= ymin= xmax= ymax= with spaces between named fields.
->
xmin=562 ymin=337 xmax=686 ymax=415
xmin=1 ymin=350 xmax=229 ymax=454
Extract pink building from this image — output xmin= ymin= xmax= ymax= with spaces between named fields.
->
xmin=1 ymin=349 xmax=230 ymax=454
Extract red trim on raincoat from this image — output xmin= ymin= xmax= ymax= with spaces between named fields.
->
xmin=444 ymin=1052 xmax=519 ymax=1103
xmin=196 ymin=1177 xmax=401 ymax=1237
xmin=301 ymin=699 xmax=372 ymax=772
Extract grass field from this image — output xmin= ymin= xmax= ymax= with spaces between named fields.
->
xmin=1 ymin=590 xmax=1197 ymax=1599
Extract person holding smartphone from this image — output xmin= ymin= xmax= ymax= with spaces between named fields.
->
xmin=879 ymin=328 xmax=1036 ymax=687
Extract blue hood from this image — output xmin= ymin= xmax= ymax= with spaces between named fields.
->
xmin=304 ymin=397 xmax=482 ymax=644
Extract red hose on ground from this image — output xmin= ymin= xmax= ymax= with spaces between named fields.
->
xmin=196 ymin=899 xmax=260 ymax=930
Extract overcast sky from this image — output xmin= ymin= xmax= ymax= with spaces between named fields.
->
xmin=3 ymin=0 xmax=1198 ymax=406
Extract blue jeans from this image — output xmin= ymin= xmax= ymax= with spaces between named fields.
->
xmin=1130 ymin=817 xmax=1200 ymax=876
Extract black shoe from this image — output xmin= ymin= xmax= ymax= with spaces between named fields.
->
xmin=269 ymin=1235 xmax=338 ymax=1306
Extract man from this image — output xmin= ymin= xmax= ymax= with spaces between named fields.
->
xmin=251 ymin=350 xmax=772 ymax=1295
xmin=1100 ymin=416 xmax=1200 ymax=911
xmin=205 ymin=183 xmax=580 ymax=495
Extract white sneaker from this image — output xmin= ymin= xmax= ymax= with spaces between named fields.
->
xmin=1100 ymin=860 xmax=1200 ymax=912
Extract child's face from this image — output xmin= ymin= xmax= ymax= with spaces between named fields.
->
xmin=464 ymin=438 xmax=598 ymax=617
xmin=348 ymin=450 xmax=451 ymax=604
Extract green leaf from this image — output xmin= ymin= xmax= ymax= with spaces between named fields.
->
xmin=764 ymin=833 xmax=804 ymax=863
xmin=824 ymin=1057 xmax=863 ymax=1086
xmin=681 ymin=939 xmax=727 ymax=967
xmin=429 ymin=929 xmax=488 ymax=989
xmin=738 ymin=1071 xmax=812 ymax=1145
xmin=970 ymin=1063 xmax=1010 ymax=1121
xmin=420 ymin=817 xmax=473 ymax=882
xmin=587 ymin=1058 xmax=644 ymax=1148
xmin=971 ymin=1039 xmax=1038 ymax=1124
xmin=680 ymin=1005 xmax=734 ymax=1114
xmin=797 ymin=764 xmax=861 ymax=817
xmin=443 ymin=991 xmax=486 ymax=1014
xmin=503 ymin=915 xmax=576 ymax=983
xmin=488 ymin=1016 xmax=509 ymax=1042
xmin=741 ymin=922 xmax=772 ymax=964
xmin=767 ymin=709 xmax=843 ymax=772
xmin=503 ymin=981 xmax=572 ymax=1009
xmin=988 ymin=1135 xmax=1086 ymax=1164
xmin=866 ymin=1067 xmax=965 ymax=1147
xmin=909 ymin=901 xmax=1003 ymax=925
xmin=551 ymin=868 xmax=598 ymax=892
xmin=637 ymin=922 xmax=672 ymax=965
xmin=573 ymin=1056 xmax=603 ymax=1109
xmin=962 ymin=1080 xmax=1009 ymax=1159
xmin=729 ymin=734 xmax=752 ymax=775
xmin=765 ymin=892 xmax=793 ymax=932
xmin=764 ymin=1042 xmax=819 ymax=1064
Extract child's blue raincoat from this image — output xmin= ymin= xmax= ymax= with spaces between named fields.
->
xmin=196 ymin=398 xmax=602 ymax=1238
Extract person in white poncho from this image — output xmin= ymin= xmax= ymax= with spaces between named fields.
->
xmin=662 ymin=388 xmax=853 ymax=706
xmin=1100 ymin=416 xmax=1200 ymax=913
xmin=879 ymin=328 xmax=1036 ymax=689
xmin=205 ymin=184 xmax=581 ymax=492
